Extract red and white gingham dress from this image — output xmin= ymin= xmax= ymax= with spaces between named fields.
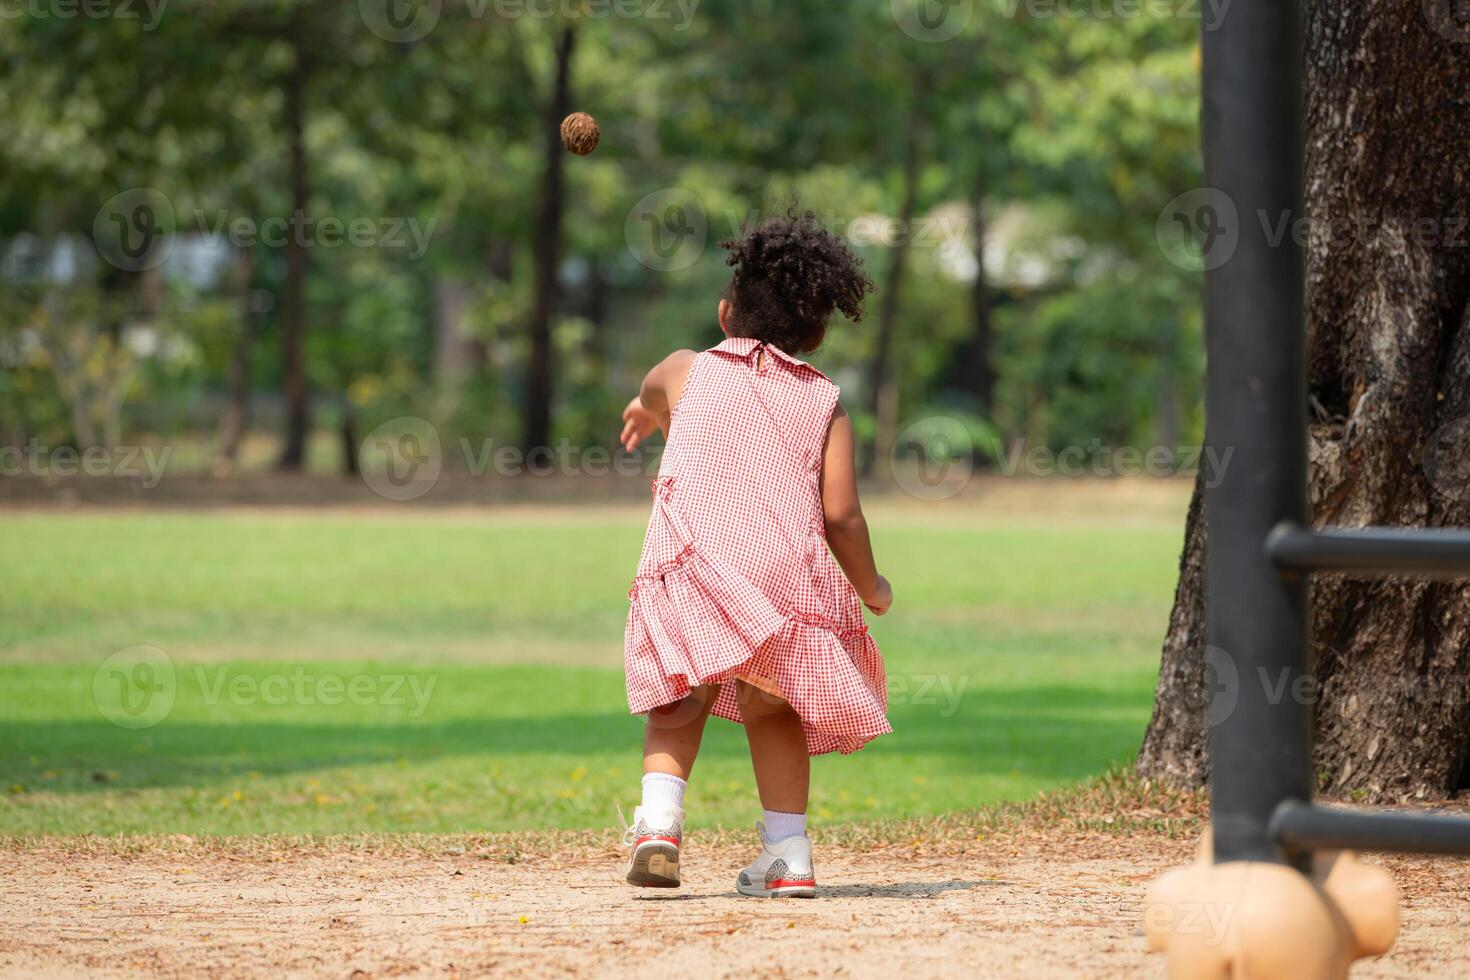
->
xmin=624 ymin=336 xmax=891 ymax=755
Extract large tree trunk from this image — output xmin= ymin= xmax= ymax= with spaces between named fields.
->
xmin=862 ymin=67 xmax=929 ymax=476
xmin=277 ymin=36 xmax=311 ymax=471
xmin=524 ymin=24 xmax=575 ymax=453
xmin=1139 ymin=2 xmax=1470 ymax=802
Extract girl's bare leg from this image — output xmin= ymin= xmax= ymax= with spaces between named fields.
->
xmin=735 ymin=680 xmax=810 ymax=813
xmin=643 ymin=685 xmax=716 ymax=779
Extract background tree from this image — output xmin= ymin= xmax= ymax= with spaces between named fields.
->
xmin=1 ymin=1 xmax=1204 ymax=481
xmin=1139 ymin=2 xmax=1470 ymax=802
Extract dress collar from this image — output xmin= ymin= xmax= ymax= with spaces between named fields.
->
xmin=710 ymin=336 xmax=811 ymax=369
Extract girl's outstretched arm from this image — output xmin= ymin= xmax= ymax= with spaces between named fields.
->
xmin=820 ymin=402 xmax=892 ymax=615
xmin=620 ymin=349 xmax=697 ymax=452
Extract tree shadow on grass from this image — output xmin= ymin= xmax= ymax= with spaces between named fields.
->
xmin=0 ymin=683 xmax=1150 ymax=796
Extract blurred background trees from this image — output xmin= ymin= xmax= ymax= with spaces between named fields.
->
xmin=0 ymin=0 xmax=1203 ymax=479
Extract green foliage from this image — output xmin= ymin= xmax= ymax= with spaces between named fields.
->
xmin=0 ymin=1 xmax=1203 ymax=462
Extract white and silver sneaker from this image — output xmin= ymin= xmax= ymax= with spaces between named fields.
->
xmin=735 ymin=821 xmax=816 ymax=898
xmin=622 ymin=805 xmax=684 ymax=888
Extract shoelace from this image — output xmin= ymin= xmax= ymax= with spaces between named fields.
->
xmin=616 ymin=804 xmax=637 ymax=847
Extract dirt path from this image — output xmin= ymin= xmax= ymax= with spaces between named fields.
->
xmin=1 ymin=832 xmax=1465 ymax=979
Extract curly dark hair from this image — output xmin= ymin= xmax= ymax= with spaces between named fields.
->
xmin=719 ymin=209 xmax=875 ymax=355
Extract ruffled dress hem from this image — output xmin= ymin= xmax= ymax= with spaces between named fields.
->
xmin=625 ymin=536 xmax=891 ymax=757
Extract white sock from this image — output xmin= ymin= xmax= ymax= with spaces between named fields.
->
xmin=641 ymin=772 xmax=686 ymax=811
xmin=762 ymin=809 xmax=807 ymax=842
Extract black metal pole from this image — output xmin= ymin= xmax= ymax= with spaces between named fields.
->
xmin=1268 ymin=523 xmax=1470 ymax=577
xmin=1272 ymin=801 xmax=1470 ymax=858
xmin=1202 ymin=0 xmax=1314 ymax=869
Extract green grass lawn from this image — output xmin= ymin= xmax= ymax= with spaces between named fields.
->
xmin=0 ymin=485 xmax=1187 ymax=835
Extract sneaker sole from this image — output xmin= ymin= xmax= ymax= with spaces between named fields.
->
xmin=626 ymin=841 xmax=681 ymax=888
xmin=735 ymin=879 xmax=816 ymax=898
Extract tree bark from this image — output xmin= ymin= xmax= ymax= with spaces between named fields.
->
xmin=524 ymin=24 xmax=576 ymax=453
xmin=1139 ymin=1 xmax=1470 ymax=802
xmin=951 ymin=168 xmax=997 ymax=415
xmin=862 ymin=67 xmax=929 ymax=476
xmin=214 ymin=247 xmax=255 ymax=474
xmin=339 ymin=399 xmax=359 ymax=478
xmin=432 ymin=276 xmax=474 ymax=383
xmin=277 ymin=34 xmax=311 ymax=471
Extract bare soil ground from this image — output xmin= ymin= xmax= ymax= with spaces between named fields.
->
xmin=2 ymin=825 xmax=1465 ymax=979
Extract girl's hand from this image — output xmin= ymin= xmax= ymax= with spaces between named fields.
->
xmin=861 ymin=575 xmax=893 ymax=616
xmin=620 ymin=397 xmax=661 ymax=452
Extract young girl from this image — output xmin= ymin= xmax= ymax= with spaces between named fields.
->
xmin=618 ymin=210 xmax=893 ymax=898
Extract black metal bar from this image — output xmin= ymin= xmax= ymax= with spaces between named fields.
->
xmin=1202 ymin=0 xmax=1314 ymax=869
xmin=1271 ymin=801 xmax=1470 ymax=857
xmin=1268 ymin=522 xmax=1470 ymax=577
